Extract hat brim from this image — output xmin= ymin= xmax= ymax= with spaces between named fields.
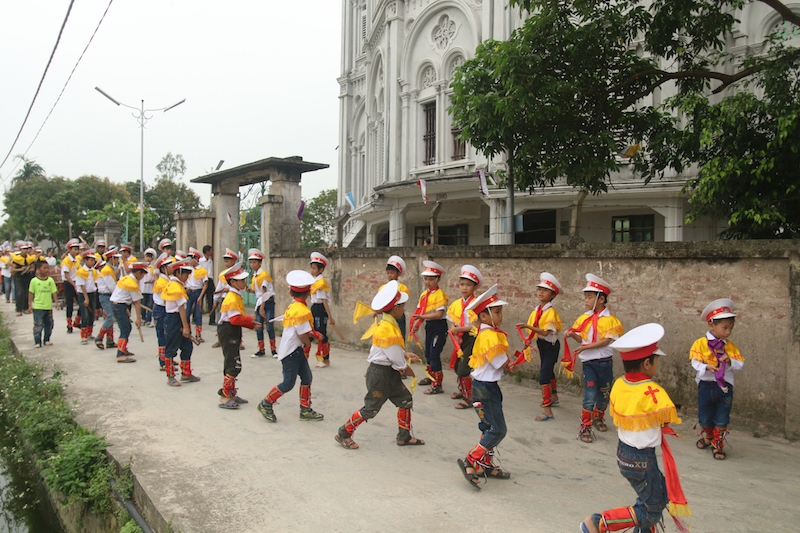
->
xmin=709 ymin=312 xmax=737 ymax=320
xmin=398 ymin=292 xmax=409 ymax=305
xmin=421 ymin=272 xmax=441 ymax=277
xmin=230 ymin=273 xmax=249 ymax=280
xmin=487 ymin=299 xmax=508 ymax=308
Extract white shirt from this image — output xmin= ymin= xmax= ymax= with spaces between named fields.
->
xmin=165 ymin=277 xmax=187 ymax=313
xmin=253 ymin=268 xmax=275 ymax=305
xmin=60 ymin=253 xmax=80 ymax=281
xmin=140 ymin=267 xmax=155 ymax=294
xmin=277 ymin=312 xmax=313 ymax=361
xmin=186 ymin=269 xmax=207 ymax=291
xmin=213 ymin=277 xmax=229 ymax=303
xmin=218 ymin=287 xmax=244 ymax=324
xmin=535 ymin=301 xmax=558 ymax=344
xmin=199 ymin=257 xmax=213 ymax=278
xmin=618 ymin=426 xmax=662 ymax=449
xmin=577 ymin=307 xmax=617 ymax=362
xmin=470 ymin=324 xmax=508 ymax=382
xmin=96 ymin=271 xmax=117 ymax=295
xmin=310 ymin=274 xmax=329 ymax=305
xmin=692 ymin=331 xmax=744 ymax=385
xmin=75 ymin=269 xmax=96 ymax=293
xmin=153 ymin=274 xmax=168 ymax=306
xmin=45 ymin=256 xmax=56 ymax=266
xmin=1 ymin=257 xmax=11 ymax=278
xmin=110 ymin=275 xmax=142 ymax=305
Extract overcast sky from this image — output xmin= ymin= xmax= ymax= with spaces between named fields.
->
xmin=0 ymin=0 xmax=342 ymax=212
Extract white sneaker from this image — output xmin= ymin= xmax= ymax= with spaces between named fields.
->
xmin=272 ymin=353 xmax=279 ymax=359
xmin=34 ymin=344 xmax=41 ymax=349
xmin=314 ymin=361 xmax=326 ymax=368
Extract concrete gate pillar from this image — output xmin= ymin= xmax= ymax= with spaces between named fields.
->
xmin=211 ymin=179 xmax=241 ymax=272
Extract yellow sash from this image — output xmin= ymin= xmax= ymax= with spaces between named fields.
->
xmin=153 ymin=276 xmax=169 ymax=294
xmin=447 ymin=298 xmax=477 ymax=325
xmin=372 ymin=314 xmax=405 ymax=349
xmin=100 ymin=264 xmax=117 ymax=281
xmin=193 ymin=267 xmax=208 ymax=280
xmin=571 ymin=312 xmax=623 ymax=341
xmin=161 ymin=280 xmax=188 ymax=302
xmin=75 ymin=266 xmax=91 ymax=280
xmin=252 ymin=269 xmax=273 ymax=291
xmin=221 ymin=291 xmax=246 ymax=315
xmin=419 ymin=287 xmax=448 ymax=314
xmin=117 ymin=275 xmax=140 ymax=292
xmin=311 ymin=277 xmax=330 ymax=295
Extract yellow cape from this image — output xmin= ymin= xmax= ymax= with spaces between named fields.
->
xmin=468 ymin=328 xmax=508 ymax=369
xmin=609 ymin=376 xmax=681 ymax=431
xmin=284 ymin=300 xmax=312 ymax=328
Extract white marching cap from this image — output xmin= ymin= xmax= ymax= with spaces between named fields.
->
xmin=144 ymin=248 xmax=157 ymax=257
xmin=465 ymin=283 xmax=507 ymax=314
xmin=701 ymin=298 xmax=736 ymax=322
xmin=611 ymin=323 xmax=666 ymax=359
xmin=421 ymin=260 xmax=445 ymax=277
xmin=158 ymin=238 xmax=173 ymax=250
xmin=537 ymin=272 xmax=563 ymax=295
xmin=387 ymin=255 xmax=406 ymax=275
xmin=224 ymin=262 xmax=249 ymax=281
xmin=172 ymin=257 xmax=194 ymax=272
xmin=459 ymin=265 xmax=482 ymax=286
xmin=286 ymin=270 xmax=316 ymax=291
xmin=371 ymin=280 xmax=409 ymax=312
xmin=309 ymin=252 xmax=328 ymax=267
xmin=583 ymin=273 xmax=612 ymax=295
xmin=248 ymin=248 xmax=265 ymax=261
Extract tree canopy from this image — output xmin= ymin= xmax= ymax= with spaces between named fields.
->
xmin=300 ymin=189 xmax=337 ymax=248
xmin=450 ymin=0 xmax=800 ymax=238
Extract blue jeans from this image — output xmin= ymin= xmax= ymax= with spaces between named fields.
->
xmin=473 ymin=380 xmax=507 ymax=450
xmin=141 ymin=293 xmax=153 ymax=323
xmin=186 ymin=289 xmax=202 ymax=326
xmin=276 ymin=347 xmax=312 ymax=394
xmin=99 ymin=293 xmax=116 ymax=331
xmin=593 ymin=441 xmax=667 ymax=532
xmin=164 ymin=313 xmax=193 ymax=361
xmin=3 ymin=276 xmax=12 ymax=301
xmin=153 ymin=304 xmax=166 ymax=347
xmin=424 ymin=319 xmax=448 ymax=372
xmin=697 ymin=380 xmax=733 ymax=428
xmin=111 ymin=303 xmax=132 ymax=341
xmin=582 ymin=358 xmax=613 ymax=412
xmin=537 ymin=338 xmax=560 ymax=385
xmin=255 ymin=297 xmax=276 ymax=341
xmin=33 ymin=309 xmax=53 ymax=345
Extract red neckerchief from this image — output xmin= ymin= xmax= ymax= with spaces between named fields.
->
xmin=561 ymin=308 xmax=602 ymax=375
xmin=459 ymin=295 xmax=475 ymax=329
xmin=532 ymin=305 xmax=544 ymax=328
xmin=409 ymin=287 xmax=437 ymax=333
xmin=292 ymin=297 xmax=307 ymax=304
xmin=624 ymin=371 xmax=650 ymax=383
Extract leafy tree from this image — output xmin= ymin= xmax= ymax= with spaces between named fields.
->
xmin=451 ymin=0 xmax=800 ymax=238
xmin=11 ymin=155 xmax=45 ymax=183
xmin=300 ymin=189 xmax=336 ymax=248
xmin=155 ymin=152 xmax=186 ymax=181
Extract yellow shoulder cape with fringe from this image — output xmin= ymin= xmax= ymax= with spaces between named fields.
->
xmin=468 ymin=328 xmax=509 ymax=369
xmin=193 ymin=267 xmax=208 ymax=280
xmin=221 ymin=291 xmax=245 ymax=315
xmin=117 ymin=275 xmax=140 ymax=292
xmin=74 ymin=266 xmax=91 ymax=280
xmin=372 ymin=314 xmax=405 ymax=349
xmin=153 ymin=276 xmax=169 ymax=294
xmin=447 ymin=298 xmax=477 ymax=325
xmin=284 ymin=300 xmax=312 ymax=328
xmin=420 ymin=287 xmax=448 ymax=314
xmin=100 ymin=264 xmax=117 ymax=280
xmin=609 ymin=376 xmax=681 ymax=431
xmin=161 ymin=280 xmax=188 ymax=302
xmin=571 ymin=312 xmax=624 ymax=340
xmin=689 ymin=337 xmax=744 ymax=365
xmin=311 ymin=277 xmax=330 ymax=295
xmin=252 ymin=269 xmax=273 ymax=291
xmin=527 ymin=306 xmax=563 ymax=337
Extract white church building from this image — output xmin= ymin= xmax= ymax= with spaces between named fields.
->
xmin=336 ymin=0 xmax=797 ymax=247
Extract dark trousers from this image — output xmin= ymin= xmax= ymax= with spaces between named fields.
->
xmin=311 ymin=303 xmax=328 ymax=343
xmin=3 ymin=276 xmax=12 ymax=302
xmin=14 ymin=274 xmax=30 ymax=312
xmin=424 ymin=319 xmax=448 ymax=372
xmin=698 ymin=380 xmax=734 ymax=428
xmin=473 ymin=380 xmax=507 ymax=450
xmin=111 ymin=303 xmax=132 ymax=341
xmin=141 ymin=293 xmax=153 ymax=323
xmin=186 ymin=289 xmax=202 ymax=326
xmin=537 ymin=338 xmax=560 ymax=384
xmin=78 ymin=291 xmax=96 ymax=328
xmin=277 ymin=347 xmax=312 ymax=393
xmin=153 ymin=304 xmax=167 ymax=346
xmin=33 ymin=309 xmax=53 ymax=345
xmin=455 ymin=333 xmax=475 ymax=378
xmin=218 ymin=323 xmax=242 ymax=377
xmin=360 ymin=363 xmax=413 ymax=419
xmin=64 ymin=282 xmax=79 ymax=320
xmin=255 ymin=297 xmax=276 ymax=341
xmin=204 ymin=288 xmax=215 ymax=325
xmin=164 ymin=313 xmax=193 ymax=361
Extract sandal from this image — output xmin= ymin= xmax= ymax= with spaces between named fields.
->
xmin=167 ymin=378 xmax=181 ymax=387
xmin=696 ymin=437 xmax=712 ymax=450
xmin=116 ymin=356 xmax=137 ymax=363
xmin=593 ymin=418 xmax=608 ymax=432
xmin=233 ymin=396 xmax=249 ymax=404
xmin=94 ymin=339 xmax=105 ymax=350
xmin=712 ymin=448 xmax=727 ymax=460
xmin=481 ymin=466 xmax=511 ymax=479
xmin=396 ymin=436 xmax=425 ymax=446
xmin=579 ymin=427 xmax=595 ymax=443
xmin=335 ymin=434 xmax=359 ymax=450
xmin=455 ymin=401 xmax=472 ymax=410
xmin=423 ymin=386 xmax=443 ymax=395
xmin=451 ymin=392 xmax=464 ymax=400
xmin=218 ymin=399 xmax=239 ymax=409
xmin=535 ymin=413 xmax=554 ymax=421
xmin=418 ymin=377 xmax=432 ymax=386
xmin=457 ymin=459 xmax=481 ymax=490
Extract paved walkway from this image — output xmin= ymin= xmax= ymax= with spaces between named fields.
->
xmin=4 ymin=307 xmax=799 ymax=532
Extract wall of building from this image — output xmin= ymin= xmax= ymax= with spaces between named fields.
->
xmin=270 ymin=240 xmax=800 ymax=438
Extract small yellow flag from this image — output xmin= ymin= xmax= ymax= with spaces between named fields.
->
xmin=353 ymin=301 xmax=374 ymax=324
xmin=360 ymin=320 xmax=379 ymax=341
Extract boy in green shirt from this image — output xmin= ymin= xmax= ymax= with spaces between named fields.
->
xmin=28 ymin=261 xmax=59 ymax=348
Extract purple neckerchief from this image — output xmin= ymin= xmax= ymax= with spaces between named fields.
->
xmin=707 ymin=337 xmax=729 ymax=392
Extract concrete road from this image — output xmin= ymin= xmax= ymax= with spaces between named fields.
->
xmin=4 ymin=308 xmax=799 ymax=533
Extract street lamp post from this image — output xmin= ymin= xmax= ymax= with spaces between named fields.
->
xmin=95 ymin=87 xmax=185 ymax=251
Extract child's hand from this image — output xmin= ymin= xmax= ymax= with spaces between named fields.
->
xmin=182 ymin=326 xmax=191 ymax=338
xmin=329 ymin=317 xmax=336 ymax=326
xmin=706 ymin=363 xmax=719 ymax=372
xmin=718 ymin=354 xmax=729 ymax=364
xmin=507 ymin=362 xmax=517 ymax=373
xmin=405 ymin=353 xmax=421 ymax=364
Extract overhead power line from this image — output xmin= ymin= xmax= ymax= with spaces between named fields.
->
xmin=0 ymin=0 xmax=76 ymax=173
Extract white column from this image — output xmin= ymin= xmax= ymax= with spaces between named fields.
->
xmin=653 ymin=196 xmax=684 ymax=242
xmin=389 ymin=201 xmax=407 ymax=246
xmin=482 ymin=197 xmax=508 ymax=245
